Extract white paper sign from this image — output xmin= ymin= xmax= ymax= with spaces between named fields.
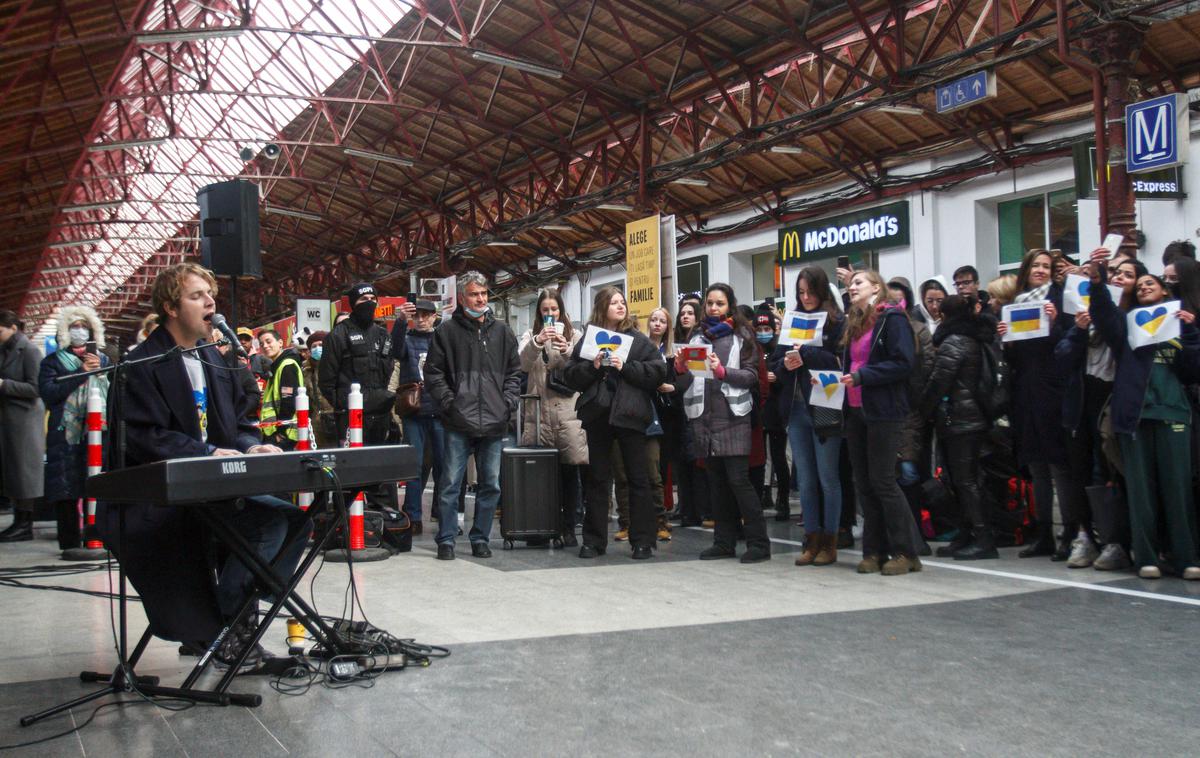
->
xmin=777 ymin=310 xmax=826 ymax=347
xmin=296 ymin=298 xmax=332 ymax=336
xmin=809 ymin=370 xmax=846 ymax=409
xmin=1126 ymin=301 xmax=1181 ymax=350
xmin=679 ymin=345 xmax=712 ymax=379
xmin=1062 ymin=274 xmax=1123 ymax=315
xmin=1001 ymin=301 xmax=1050 ymax=342
xmin=578 ymin=324 xmax=634 ymax=362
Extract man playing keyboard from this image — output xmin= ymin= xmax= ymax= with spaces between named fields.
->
xmin=97 ymin=262 xmax=310 ymax=668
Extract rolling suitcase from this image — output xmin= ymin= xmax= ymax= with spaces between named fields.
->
xmin=500 ymin=394 xmax=561 ymax=549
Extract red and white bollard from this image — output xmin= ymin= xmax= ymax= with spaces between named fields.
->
xmin=63 ymin=387 xmax=108 ymax=561
xmin=295 ymin=387 xmax=314 ymax=512
xmin=325 ymin=382 xmax=389 ymax=562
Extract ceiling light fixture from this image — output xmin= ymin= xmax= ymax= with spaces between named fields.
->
xmin=62 ymin=201 xmax=123 ymax=213
xmin=263 ymin=205 xmax=322 ymax=222
xmin=538 ymin=224 xmax=575 ymax=231
xmin=470 ymin=50 xmax=564 ymax=79
xmin=670 ymin=177 xmax=709 ymax=187
xmin=137 ymin=27 xmax=245 ymax=45
xmin=595 ymin=203 xmax=635 ymax=212
xmin=343 ymin=147 xmax=415 ymax=167
xmin=858 ymin=102 xmax=924 ymax=116
xmin=487 ymin=241 xmax=521 ymax=246
xmin=48 ymin=238 xmax=103 ymax=249
xmin=87 ymin=137 xmax=167 ymax=152
xmin=769 ymin=146 xmax=804 ymax=155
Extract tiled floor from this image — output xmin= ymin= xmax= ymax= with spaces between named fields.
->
xmin=1 ymin=505 xmax=1198 ymax=757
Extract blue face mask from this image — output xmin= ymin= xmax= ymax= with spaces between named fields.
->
xmin=755 ymin=332 xmax=774 ymax=344
xmin=465 ymin=306 xmax=489 ymax=319
xmin=310 ymin=346 xmax=323 ymax=361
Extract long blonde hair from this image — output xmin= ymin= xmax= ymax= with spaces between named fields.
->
xmin=645 ymin=306 xmax=673 ymax=354
xmin=840 ymin=269 xmax=890 ymax=346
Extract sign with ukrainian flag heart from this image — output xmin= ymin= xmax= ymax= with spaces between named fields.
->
xmin=808 ymin=371 xmax=846 ymax=409
xmin=1001 ymin=301 xmax=1050 ymax=342
xmin=777 ymin=310 xmax=826 ymax=347
xmin=1126 ymin=301 xmax=1181 ymax=350
xmin=1062 ymin=274 xmax=1123 ymax=315
xmin=579 ymin=324 xmax=634 ymax=362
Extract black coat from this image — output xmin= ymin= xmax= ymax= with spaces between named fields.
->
xmin=842 ymin=306 xmax=916 ymax=422
xmin=920 ymin=315 xmax=992 ymax=435
xmin=563 ymin=328 xmax=667 ymax=432
xmin=38 ymin=350 xmax=111 ymax=503
xmin=391 ymin=319 xmax=439 ymax=417
xmin=96 ymin=326 xmax=262 ymax=644
xmin=424 ymin=309 xmax=521 ymax=438
xmin=1004 ymin=283 xmax=1072 ymax=466
xmin=769 ymin=312 xmax=846 ymax=422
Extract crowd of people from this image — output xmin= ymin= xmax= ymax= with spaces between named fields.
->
xmin=2 ymin=241 xmax=1200 ymax=583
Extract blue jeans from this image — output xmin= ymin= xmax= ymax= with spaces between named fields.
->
xmin=436 ymin=431 xmax=503 ymax=546
xmin=216 ymin=495 xmax=310 ymax=618
xmin=402 ymin=416 xmax=444 ymax=521
xmin=787 ymin=402 xmax=843 ymax=534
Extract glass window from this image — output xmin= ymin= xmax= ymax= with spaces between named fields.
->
xmin=676 ymin=257 xmax=708 ymax=302
xmin=1047 ymin=188 xmax=1079 ymax=260
xmin=751 ymin=251 xmax=778 ymax=303
xmin=998 ymin=189 xmax=1078 ymax=269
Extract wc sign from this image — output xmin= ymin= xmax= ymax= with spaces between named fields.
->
xmin=1125 ymin=93 xmax=1189 ymax=174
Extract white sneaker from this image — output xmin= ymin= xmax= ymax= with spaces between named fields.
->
xmin=1093 ymin=543 xmax=1132 ymax=571
xmin=1066 ymin=537 xmax=1100 ymax=568
xmin=1138 ymin=565 xmax=1162 ymax=579
xmin=1183 ymin=567 xmax=1200 ymax=581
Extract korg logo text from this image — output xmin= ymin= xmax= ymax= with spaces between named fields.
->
xmin=221 ymin=461 xmax=247 ymax=475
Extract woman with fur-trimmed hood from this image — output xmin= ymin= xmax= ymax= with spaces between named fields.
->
xmin=37 ymin=305 xmax=110 ymax=551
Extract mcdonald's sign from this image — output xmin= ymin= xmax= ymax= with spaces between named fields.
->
xmin=778 ymin=201 xmax=910 ymax=264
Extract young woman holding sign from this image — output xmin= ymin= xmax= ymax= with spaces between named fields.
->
xmin=1086 ymin=257 xmax=1200 ymax=580
xmin=838 ymin=270 xmax=919 ymax=575
xmin=675 ymin=283 xmax=770 ymax=563
xmin=996 ymin=249 xmax=1076 ymax=560
xmin=770 ymin=266 xmax=846 ymax=566
xmin=563 ymin=287 xmax=667 ymax=560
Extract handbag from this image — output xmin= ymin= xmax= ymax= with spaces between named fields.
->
xmin=394 ymin=382 xmax=422 ymax=418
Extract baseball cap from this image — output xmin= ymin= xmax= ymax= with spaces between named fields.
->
xmin=414 ymin=299 xmax=438 ymax=312
xmin=236 ymin=327 xmax=254 ymax=339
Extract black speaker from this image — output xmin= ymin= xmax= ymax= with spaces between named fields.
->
xmin=198 ymin=179 xmax=261 ymax=277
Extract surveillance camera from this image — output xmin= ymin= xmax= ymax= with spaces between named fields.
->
xmin=262 ymin=143 xmax=281 ymax=160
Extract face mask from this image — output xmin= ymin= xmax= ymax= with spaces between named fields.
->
xmin=310 ymin=346 xmax=323 ymax=362
xmin=755 ymin=332 xmax=774 ymax=344
xmin=351 ymin=300 xmax=377 ymax=326
xmin=464 ymin=306 xmax=489 ymax=319
xmin=68 ymin=326 xmax=90 ymax=346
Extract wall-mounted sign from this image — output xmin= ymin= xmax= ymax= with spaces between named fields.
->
xmin=1073 ymin=142 xmax=1184 ymax=200
xmin=1125 ymin=93 xmax=1189 ymax=174
xmin=936 ymin=70 xmax=996 ymax=114
xmin=778 ymin=201 xmax=910 ymax=265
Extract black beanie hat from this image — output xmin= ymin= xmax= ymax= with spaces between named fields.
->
xmin=346 ymin=282 xmax=376 ymax=305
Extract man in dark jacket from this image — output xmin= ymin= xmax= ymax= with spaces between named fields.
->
xmin=319 ymin=282 xmax=395 ymax=444
xmin=424 ymin=271 xmax=521 ymax=560
xmin=97 ymin=262 xmax=309 ymax=666
xmin=392 ymin=299 xmax=443 ymax=533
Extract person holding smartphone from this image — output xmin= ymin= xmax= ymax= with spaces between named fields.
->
xmin=33 ymin=306 xmax=110 ymax=550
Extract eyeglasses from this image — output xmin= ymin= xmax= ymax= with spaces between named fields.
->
xmin=953 ymin=280 xmax=976 ymax=289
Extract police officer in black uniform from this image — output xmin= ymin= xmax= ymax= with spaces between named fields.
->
xmin=318 ymin=282 xmax=396 ymax=445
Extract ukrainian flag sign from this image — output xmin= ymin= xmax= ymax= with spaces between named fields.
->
xmin=1127 ymin=300 xmax=1181 ymax=349
xmin=778 ymin=310 xmax=826 ymax=347
xmin=1001 ymin=301 xmax=1050 ymax=342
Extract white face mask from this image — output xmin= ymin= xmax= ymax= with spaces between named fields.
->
xmin=68 ymin=326 xmax=90 ymax=346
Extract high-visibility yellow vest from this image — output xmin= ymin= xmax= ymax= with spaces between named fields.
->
xmin=261 ymin=355 xmax=303 ymax=441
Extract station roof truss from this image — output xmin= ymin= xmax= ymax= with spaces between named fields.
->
xmin=4 ymin=0 xmax=1200 ymax=334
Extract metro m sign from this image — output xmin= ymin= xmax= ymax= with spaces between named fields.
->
xmin=1126 ymin=93 xmax=1189 ymax=174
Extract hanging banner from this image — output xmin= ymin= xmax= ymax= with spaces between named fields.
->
xmin=1062 ymin=274 xmax=1123 ymax=315
xmin=578 ymin=324 xmax=634 ymax=362
xmin=808 ymin=371 xmax=846 ymax=409
xmin=777 ymin=311 xmax=827 ymax=347
xmin=1001 ymin=301 xmax=1050 ymax=342
xmin=1126 ymin=301 xmax=1181 ymax=350
xmin=625 ymin=214 xmax=661 ymax=324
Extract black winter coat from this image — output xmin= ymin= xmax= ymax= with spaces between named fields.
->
xmin=1004 ymin=283 xmax=1072 ymax=466
xmin=920 ymin=315 xmax=992 ymax=435
xmin=769 ymin=312 xmax=845 ymax=422
xmin=391 ymin=319 xmax=439 ymax=417
xmin=842 ymin=306 xmax=916 ymax=422
xmin=424 ymin=309 xmax=521 ymax=438
xmin=563 ymin=328 xmax=667 ymax=432
xmin=38 ymin=350 xmax=111 ymax=503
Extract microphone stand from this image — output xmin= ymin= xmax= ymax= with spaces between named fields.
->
xmin=21 ymin=340 xmax=241 ymax=727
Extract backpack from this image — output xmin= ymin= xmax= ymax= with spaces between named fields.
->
xmin=977 ymin=339 xmax=1009 ymax=421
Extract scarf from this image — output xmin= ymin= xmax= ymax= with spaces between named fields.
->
xmin=702 ymin=315 xmax=734 ymax=341
xmin=56 ymin=349 xmax=109 ymax=445
xmin=684 ymin=333 xmax=752 ymax=420
xmin=1014 ymin=282 xmax=1050 ymax=305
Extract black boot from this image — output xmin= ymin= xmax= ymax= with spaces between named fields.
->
xmin=1018 ymin=524 xmax=1056 ymax=558
xmin=0 ymin=511 xmax=34 ymax=542
xmin=954 ymin=528 xmax=999 ymax=560
xmin=936 ymin=528 xmax=971 ymax=557
xmin=774 ymin=493 xmax=790 ymax=522
xmin=1050 ymin=528 xmax=1073 ymax=562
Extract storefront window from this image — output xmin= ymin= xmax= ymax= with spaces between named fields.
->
xmin=751 ymin=250 xmax=778 ymax=303
xmin=998 ymin=189 xmax=1078 ymax=268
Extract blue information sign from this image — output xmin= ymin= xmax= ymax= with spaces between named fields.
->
xmin=935 ymin=71 xmax=995 ymax=114
xmin=1125 ymin=93 xmax=1189 ymax=175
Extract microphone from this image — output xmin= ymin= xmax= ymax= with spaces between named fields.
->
xmin=210 ymin=313 xmax=247 ymax=358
